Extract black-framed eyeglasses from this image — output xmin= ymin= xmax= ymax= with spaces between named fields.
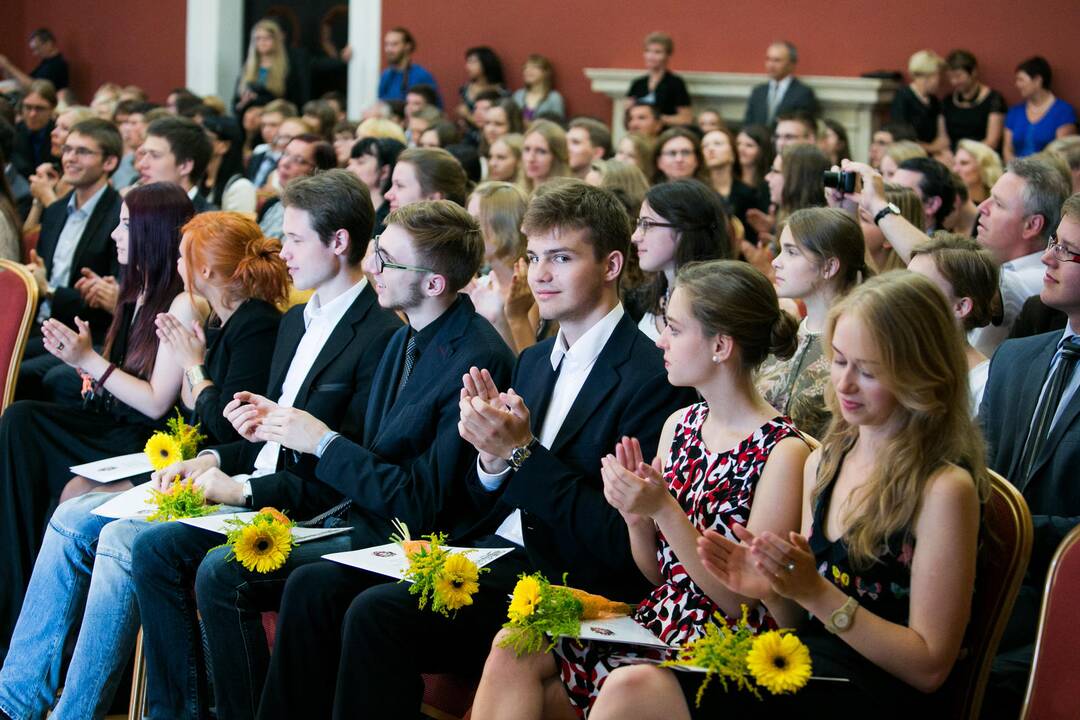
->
xmin=372 ymin=235 xmax=435 ymax=274
xmin=1047 ymin=235 xmax=1080 ymax=264
xmin=635 ymin=217 xmax=677 ymax=233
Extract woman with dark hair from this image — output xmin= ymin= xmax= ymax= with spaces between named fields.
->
xmin=347 ymin=136 xmax=406 ymax=236
xmin=652 ymin=126 xmax=706 ymax=184
xmin=0 ymin=183 xmax=198 ymax=656
xmin=736 ymin=124 xmax=774 ymax=188
xmin=1004 ymin=56 xmax=1078 ymax=161
xmin=482 ymin=97 xmax=524 ymax=152
xmin=457 ymin=46 xmax=507 ymax=121
xmin=767 ymin=143 xmax=829 ymax=226
xmin=819 ymin=118 xmax=851 ymax=166
xmin=942 ymin=49 xmax=1006 ymax=150
xmin=512 ymin=54 xmax=565 ymax=123
xmin=202 ymin=115 xmax=257 ymax=214
xmin=702 ymin=127 xmax=768 ymax=242
xmin=0 ymin=207 xmax=290 ymax=719
xmin=626 ymin=179 xmax=734 ymax=340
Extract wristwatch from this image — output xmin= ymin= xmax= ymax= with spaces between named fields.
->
xmin=873 ymin=202 xmax=901 ymax=226
xmin=185 ymin=364 xmax=209 ymax=389
xmin=507 ymin=437 xmax=539 ymax=471
xmin=825 ymin=596 xmax=859 ymax=634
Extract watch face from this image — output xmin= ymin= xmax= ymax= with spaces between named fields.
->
xmin=834 ymin=612 xmax=851 ymax=629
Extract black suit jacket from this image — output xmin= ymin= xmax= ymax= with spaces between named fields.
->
xmin=316 ymin=294 xmax=516 ymax=547
xmin=37 ymin=185 xmax=122 ymax=341
xmin=214 ymin=283 xmax=402 ymax=516
xmin=458 ymin=312 xmax=698 ymax=602
xmin=979 ymin=330 xmax=1080 ymax=581
xmin=744 ymin=76 xmax=821 ymax=127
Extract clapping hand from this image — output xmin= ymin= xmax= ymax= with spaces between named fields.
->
xmin=457 ymin=366 xmax=531 ymax=474
xmin=601 ymin=436 xmax=673 ymax=520
xmin=503 ymin=258 xmax=535 ymax=323
xmin=253 ymin=404 xmax=330 ymax=455
xmin=223 ymin=391 xmax=277 ymax=442
xmin=699 ymin=523 xmax=822 ymax=603
xmin=75 ymin=268 xmax=119 ymax=312
xmin=41 ymin=316 xmax=95 ymax=367
xmin=25 ymin=248 xmax=48 ymax=297
xmin=155 ymin=313 xmax=207 ymax=371
xmin=149 ymin=454 xmax=218 ymax=491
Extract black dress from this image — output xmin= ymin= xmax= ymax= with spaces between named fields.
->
xmin=627 ymin=72 xmax=691 ymax=117
xmin=675 ymin=458 xmax=933 ymax=719
xmin=722 ymin=179 xmax=770 ymax=244
xmin=0 ymin=299 xmax=280 ymax=657
xmin=943 ymin=89 xmax=1006 ymax=150
xmin=891 ymin=85 xmax=942 ymax=144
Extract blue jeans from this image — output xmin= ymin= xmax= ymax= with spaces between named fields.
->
xmin=132 ymin=521 xmax=351 ymax=720
xmin=0 ymin=493 xmax=153 ymax=720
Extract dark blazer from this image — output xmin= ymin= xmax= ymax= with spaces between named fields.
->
xmin=744 ymin=76 xmax=820 ymax=127
xmin=214 ymin=283 xmax=402 ymax=516
xmin=316 ymin=294 xmax=516 ymax=547
xmin=5 ymin=166 xmax=31 ymax=223
xmin=191 ymin=191 xmax=217 ymax=214
xmin=458 ymin=312 xmax=698 ymax=602
xmin=1009 ymin=295 xmax=1068 ymax=341
xmin=37 ymin=184 xmax=122 ymax=341
xmin=979 ymin=330 xmax=1080 ymax=580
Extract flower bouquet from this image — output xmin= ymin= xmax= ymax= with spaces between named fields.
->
xmin=499 ymin=572 xmax=632 ymax=655
xmin=220 ymin=507 xmax=297 ymax=573
xmin=661 ymin=605 xmax=812 ymax=706
xmin=393 ymin=520 xmax=486 ymax=617
xmin=144 ymin=411 xmax=216 ymax=521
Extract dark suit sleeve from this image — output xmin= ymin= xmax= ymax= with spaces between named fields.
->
xmin=499 ymin=370 xmax=688 ymax=579
xmin=193 ymin=311 xmax=281 ymax=445
xmin=743 ymin=87 xmax=762 ymax=126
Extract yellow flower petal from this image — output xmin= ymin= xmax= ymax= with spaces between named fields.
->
xmin=507 ymin=575 xmax=542 ymax=621
xmin=144 ymin=433 xmax=183 ymax=471
xmin=747 ymin=631 xmax=812 ymax=695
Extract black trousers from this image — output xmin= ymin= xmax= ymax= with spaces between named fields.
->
xmin=258 ymin=541 xmax=529 ymax=720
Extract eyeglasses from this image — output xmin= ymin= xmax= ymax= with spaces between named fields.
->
xmin=660 ymin=148 xmax=695 ymax=159
xmin=372 ymin=235 xmax=435 ymax=274
xmin=635 ymin=217 xmax=677 ymax=233
xmin=1047 ymin=235 xmax=1080 ymax=264
xmin=281 ymin=153 xmax=313 ymax=167
xmin=61 ymin=145 xmax=103 ymax=158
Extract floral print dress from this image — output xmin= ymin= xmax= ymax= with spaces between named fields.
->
xmin=553 ymin=403 xmax=802 ymax=717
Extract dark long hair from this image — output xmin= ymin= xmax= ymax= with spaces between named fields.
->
xmin=466 ymin=46 xmax=505 ymax=86
xmin=739 ymin=124 xmax=774 ymax=186
xmin=203 ymin=115 xmax=246 ymax=208
xmin=640 ymin=179 xmax=733 ymax=315
xmin=103 ymin=183 xmax=194 ymax=379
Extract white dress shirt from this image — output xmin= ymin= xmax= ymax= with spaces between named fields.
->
xmin=768 ymin=76 xmax=794 ymax=119
xmin=969 ymin=250 xmax=1045 ymax=357
xmin=36 ymin=183 xmax=108 ymax=322
xmin=248 ymin=278 xmax=368 ymax=475
xmin=478 ymin=304 xmax=625 ymax=546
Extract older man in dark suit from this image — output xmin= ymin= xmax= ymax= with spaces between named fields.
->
xmin=979 ymin=192 xmax=1080 ymax=718
xmin=744 ymin=41 xmax=820 ymax=128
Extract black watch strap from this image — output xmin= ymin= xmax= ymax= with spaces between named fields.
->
xmin=873 ymin=203 xmax=901 ymax=226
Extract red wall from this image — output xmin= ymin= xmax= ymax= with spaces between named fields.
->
xmin=1 ymin=1 xmax=186 ymax=104
xmin=383 ymin=0 xmax=1080 ymax=122
xmin=4 ymin=0 xmax=1078 ymax=125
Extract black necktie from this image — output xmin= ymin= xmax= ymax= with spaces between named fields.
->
xmin=1019 ymin=337 xmax=1080 ymax=481
xmin=396 ymin=334 xmax=418 ymax=399
xmin=529 ymin=359 xmax=563 ymax=435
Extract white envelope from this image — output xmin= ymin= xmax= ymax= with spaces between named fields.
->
xmin=178 ymin=512 xmax=351 ymax=543
xmin=573 ymin=615 xmax=673 ymax=649
xmin=323 ymin=542 xmax=514 ymax=580
xmin=71 ymin=452 xmax=154 ymax=483
xmin=90 ymin=483 xmax=156 ymax=519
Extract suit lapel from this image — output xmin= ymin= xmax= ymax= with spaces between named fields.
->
xmin=66 ymin=186 xmax=116 ymax=285
xmin=1027 ymin=336 xmax=1080 ymax=485
xmin=37 ymin=193 xmax=70 ymax=274
xmin=1009 ymin=335 xmax=1059 ymax=487
xmin=293 ymin=285 xmax=377 ymax=404
xmin=266 ymin=312 xmax=306 ymax=397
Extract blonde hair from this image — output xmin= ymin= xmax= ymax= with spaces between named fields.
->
xmin=357 ymin=117 xmax=407 ymax=144
xmin=885 ymin=140 xmax=927 ymax=167
xmin=489 ymin=133 xmax=525 ymax=186
xmin=644 ymin=32 xmax=673 ymax=55
xmin=468 ymin=181 xmax=528 ymax=262
xmin=908 ymin=50 xmax=944 ymax=77
xmin=589 ymin=159 xmax=650 ymax=218
xmin=618 ymin=132 xmax=656 ymax=180
xmin=957 ymin=139 xmax=1004 ymax=194
xmin=242 ymin=20 xmax=289 ymax=98
xmin=523 ymin=120 xmax=571 ymax=193
xmin=818 ymin=271 xmax=990 ymax=569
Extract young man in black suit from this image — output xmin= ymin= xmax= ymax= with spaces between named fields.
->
xmin=135 ymin=196 xmax=514 ymax=720
xmin=981 ymin=192 xmax=1080 ymax=718
xmin=257 ymin=179 xmax=696 ymax=719
xmin=124 ymin=169 xmax=401 ymax=719
xmin=135 ymin=116 xmax=216 ymax=213
xmin=17 ymin=117 xmax=122 ymax=399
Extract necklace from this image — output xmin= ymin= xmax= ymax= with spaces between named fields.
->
xmin=954 ymin=85 xmax=980 ymax=106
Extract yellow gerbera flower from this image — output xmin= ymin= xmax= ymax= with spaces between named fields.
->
xmin=507 ymin=575 xmax=542 ymax=621
xmin=144 ymin=433 xmax=183 ymax=471
xmin=747 ymin=631 xmax=812 ymax=695
xmin=233 ymin=521 xmax=293 ymax=573
xmin=434 ymin=553 xmax=481 ymax=610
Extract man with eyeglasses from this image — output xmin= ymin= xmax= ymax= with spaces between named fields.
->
xmin=10 ymin=79 xmax=58 ymax=179
xmin=136 ymin=116 xmax=214 ymax=212
xmin=257 ymin=132 xmax=336 ymax=240
xmin=16 ymin=117 xmax=122 ymax=401
xmin=772 ymin=109 xmax=816 ymax=154
xmin=978 ymin=192 xmax=1080 ymax=719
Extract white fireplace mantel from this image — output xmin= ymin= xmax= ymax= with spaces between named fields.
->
xmin=584 ymin=68 xmax=899 ymax=163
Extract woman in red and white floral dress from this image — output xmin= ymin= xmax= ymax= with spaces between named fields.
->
xmin=471 ymin=260 xmax=811 ymax=720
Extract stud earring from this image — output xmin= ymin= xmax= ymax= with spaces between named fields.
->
xmin=712 ymin=354 xmax=720 ymax=363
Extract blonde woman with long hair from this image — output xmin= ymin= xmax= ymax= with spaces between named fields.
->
xmin=235 ymin=19 xmax=294 ymax=114
xmin=521 ymin=120 xmax=571 ymax=193
xmin=588 ymin=270 xmax=988 ymax=720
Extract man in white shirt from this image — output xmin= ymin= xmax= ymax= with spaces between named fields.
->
xmin=264 ymin=179 xmax=695 ymax=719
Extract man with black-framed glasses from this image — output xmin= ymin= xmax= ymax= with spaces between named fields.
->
xmin=16 ymin=117 xmax=122 ymax=401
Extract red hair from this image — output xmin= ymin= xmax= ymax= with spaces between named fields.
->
xmin=180 ymin=212 xmax=289 ymax=309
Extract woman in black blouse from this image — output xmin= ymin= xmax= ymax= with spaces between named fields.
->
xmin=626 ymin=31 xmax=693 ymax=128
xmin=891 ymin=50 xmax=949 ymax=154
xmin=155 ymin=210 xmax=288 ymax=448
xmin=942 ymin=49 xmax=1006 ymax=151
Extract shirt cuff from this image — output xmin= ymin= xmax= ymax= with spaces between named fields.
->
xmin=315 ymin=430 xmax=341 ymax=458
xmin=476 ymin=456 xmax=512 ymax=491
xmin=197 ymin=449 xmax=221 ymax=466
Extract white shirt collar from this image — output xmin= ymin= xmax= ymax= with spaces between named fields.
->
xmin=67 ymin=182 xmax=107 ymax=217
xmin=549 ymin=303 xmax=625 ymax=371
xmin=304 ymin=277 xmax=368 ymax=328
xmin=1002 ymin=250 xmax=1044 ymax=273
xmin=771 ymin=76 xmax=794 ymax=94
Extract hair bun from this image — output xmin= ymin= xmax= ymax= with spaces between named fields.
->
xmin=768 ymin=309 xmax=800 ymax=361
